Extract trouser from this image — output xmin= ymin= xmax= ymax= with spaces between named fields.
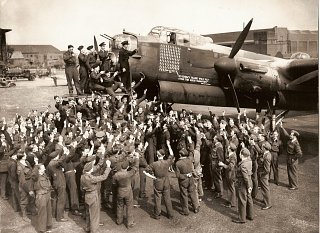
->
xmin=237 ymin=182 xmax=254 ymax=222
xmin=139 ymin=167 xmax=146 ymax=197
xmin=251 ymin=160 xmax=258 ymax=198
xmin=35 ymin=192 xmax=52 ymax=232
xmin=287 ymin=157 xmax=298 ymax=188
xmin=53 ymin=185 xmax=66 ymax=220
xmin=202 ymin=160 xmax=212 ymax=189
xmin=146 ymin=144 xmax=156 ymax=164
xmin=79 ymin=66 xmax=89 ymax=93
xmin=121 ymin=71 xmax=131 ymax=91
xmin=259 ymin=174 xmax=271 ymax=207
xmin=270 ymin=152 xmax=279 ymax=183
xmin=90 ymin=83 xmax=107 ymax=93
xmin=225 ymin=175 xmax=236 ymax=206
xmin=10 ymin=181 xmax=20 ymax=211
xmin=105 ymin=83 xmax=126 ymax=105
xmin=194 ymin=176 xmax=204 ymax=199
xmin=85 ymin=191 xmax=100 ymax=233
xmin=19 ymin=186 xmax=35 ymax=216
xmin=65 ymin=172 xmax=79 ymax=211
xmin=178 ymin=177 xmax=199 ymax=214
xmin=0 ymin=172 xmax=7 ymax=198
xmin=116 ymin=191 xmax=134 ymax=226
xmin=65 ymin=66 xmax=82 ymax=94
xmin=211 ymin=163 xmax=222 ymax=194
xmin=102 ymin=175 xmax=113 ymax=208
xmin=153 ymin=177 xmax=173 ymax=217
xmin=112 ymin=182 xmax=118 ymax=213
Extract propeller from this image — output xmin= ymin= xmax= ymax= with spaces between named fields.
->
xmin=227 ymin=74 xmax=240 ymax=113
xmin=214 ymin=19 xmax=253 ymax=113
xmin=286 ymin=70 xmax=318 ymax=88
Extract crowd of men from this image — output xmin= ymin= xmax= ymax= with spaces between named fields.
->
xmin=0 ymin=41 xmax=303 ymax=233
xmin=63 ymin=40 xmax=137 ymax=97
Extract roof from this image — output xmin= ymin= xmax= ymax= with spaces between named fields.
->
xmin=0 ymin=28 xmax=12 ymax=33
xmin=9 ymin=45 xmax=62 ymax=54
xmin=10 ymin=51 xmax=24 ymax=59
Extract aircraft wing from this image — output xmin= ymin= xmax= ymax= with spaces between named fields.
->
xmin=277 ymin=58 xmax=318 ymax=90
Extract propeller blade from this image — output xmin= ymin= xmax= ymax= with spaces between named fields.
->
xmin=229 ymin=18 xmax=253 ymax=59
xmin=286 ymin=70 xmax=318 ymax=88
xmin=94 ymin=36 xmax=100 ymax=61
xmin=94 ymin=36 xmax=99 ymax=52
xmin=227 ymin=74 xmax=240 ymax=113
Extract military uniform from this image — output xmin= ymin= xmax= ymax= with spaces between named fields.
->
xmin=269 ymin=138 xmax=281 ymax=184
xmin=47 ymin=158 xmax=67 ymax=221
xmin=235 ymin=157 xmax=253 ymax=223
xmin=7 ymin=157 xmax=20 ymax=211
xmin=256 ymin=146 xmax=272 ymax=208
xmin=248 ymin=144 xmax=258 ymax=198
xmin=118 ymin=46 xmax=137 ymax=91
xmin=98 ymin=50 xmax=112 ymax=72
xmin=223 ymin=151 xmax=237 ymax=206
xmin=78 ymin=53 xmax=90 ymax=93
xmin=17 ymin=160 xmax=36 ymax=220
xmin=280 ymin=127 xmax=302 ymax=189
xmin=33 ymin=170 xmax=53 ymax=233
xmin=63 ymin=50 xmax=82 ymax=95
xmin=137 ymin=148 xmax=148 ymax=198
xmin=112 ymin=159 xmax=138 ymax=227
xmin=210 ymin=141 xmax=224 ymax=197
xmin=81 ymin=164 xmax=111 ymax=233
xmin=175 ymin=153 xmax=199 ymax=215
xmin=145 ymin=154 xmax=174 ymax=219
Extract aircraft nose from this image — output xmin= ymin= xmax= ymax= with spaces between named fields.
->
xmin=214 ymin=57 xmax=237 ymax=75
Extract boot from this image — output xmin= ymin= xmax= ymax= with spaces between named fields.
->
xmin=21 ymin=208 xmax=30 ymax=222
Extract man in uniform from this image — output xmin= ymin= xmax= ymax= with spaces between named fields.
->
xmin=78 ymin=45 xmax=90 ymax=94
xmin=233 ymin=146 xmax=253 ymax=224
xmin=63 ymin=45 xmax=82 ymax=95
xmin=7 ymin=152 xmax=20 ymax=212
xmin=112 ymin=153 xmax=139 ymax=228
xmin=144 ymin=148 xmax=174 ymax=219
xmin=269 ymin=131 xmax=281 ymax=185
xmin=219 ymin=142 xmax=237 ymax=208
xmin=209 ymin=135 xmax=224 ymax=199
xmin=86 ymin=46 xmax=101 ymax=74
xmin=47 ymin=147 xmax=68 ymax=222
xmin=16 ymin=151 xmax=36 ymax=222
xmin=175 ymin=149 xmax=200 ymax=215
xmin=98 ymin=42 xmax=111 ymax=72
xmin=252 ymin=138 xmax=272 ymax=210
xmin=81 ymin=160 xmax=111 ymax=233
xmin=118 ymin=40 xmax=137 ymax=92
xmin=33 ymin=164 xmax=53 ymax=233
xmin=279 ymin=122 xmax=302 ymax=190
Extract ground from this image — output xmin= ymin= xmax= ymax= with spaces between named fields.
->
xmin=0 ymin=72 xmax=318 ymax=233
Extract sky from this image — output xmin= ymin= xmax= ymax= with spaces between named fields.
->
xmin=0 ymin=0 xmax=318 ymax=51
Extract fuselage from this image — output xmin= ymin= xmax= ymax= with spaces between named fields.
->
xmin=107 ymin=26 xmax=318 ymax=111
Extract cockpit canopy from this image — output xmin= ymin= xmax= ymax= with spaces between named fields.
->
xmin=148 ymin=26 xmax=213 ymax=48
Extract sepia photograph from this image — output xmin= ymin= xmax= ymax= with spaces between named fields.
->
xmin=0 ymin=0 xmax=318 ymax=232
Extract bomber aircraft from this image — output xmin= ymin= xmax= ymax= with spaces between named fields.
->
xmin=99 ymin=19 xmax=318 ymax=127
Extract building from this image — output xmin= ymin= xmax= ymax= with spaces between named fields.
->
xmin=0 ymin=28 xmax=12 ymax=65
xmin=203 ymin=27 xmax=318 ymax=58
xmin=10 ymin=51 xmax=25 ymax=66
xmin=8 ymin=44 xmax=64 ymax=68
